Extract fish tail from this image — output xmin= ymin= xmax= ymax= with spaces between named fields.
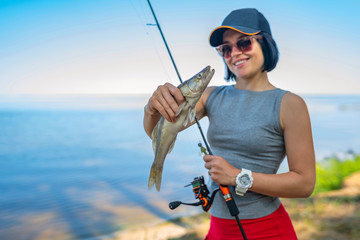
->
xmin=148 ymin=163 xmax=163 ymax=192
xmin=155 ymin=169 xmax=162 ymax=192
xmin=148 ymin=166 xmax=156 ymax=189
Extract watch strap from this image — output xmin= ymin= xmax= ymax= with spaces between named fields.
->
xmin=235 ymin=168 xmax=253 ymax=196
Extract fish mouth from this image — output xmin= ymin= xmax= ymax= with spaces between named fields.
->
xmin=205 ymin=66 xmax=215 ymax=85
xmin=200 ymin=66 xmax=215 ymax=87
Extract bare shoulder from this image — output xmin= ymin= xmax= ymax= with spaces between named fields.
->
xmin=201 ymin=86 xmax=217 ymax=106
xmin=282 ymin=92 xmax=307 ymax=108
xmin=203 ymin=86 xmax=217 ymax=100
xmin=280 ymin=92 xmax=310 ymax=129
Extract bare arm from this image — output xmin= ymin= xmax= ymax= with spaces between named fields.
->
xmin=251 ymin=92 xmax=316 ymax=197
xmin=204 ymin=92 xmax=316 ymax=198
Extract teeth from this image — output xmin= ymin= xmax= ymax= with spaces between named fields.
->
xmin=235 ymin=60 xmax=247 ymax=66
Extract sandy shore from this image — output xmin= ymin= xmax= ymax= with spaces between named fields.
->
xmin=99 ymin=212 xmax=210 ymax=240
xmin=102 ymin=172 xmax=360 ymax=240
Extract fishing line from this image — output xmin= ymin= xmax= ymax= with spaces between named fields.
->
xmin=145 ymin=1 xmax=248 ymax=239
xmin=129 ymin=0 xmax=173 ymax=82
xmin=146 ymin=0 xmax=183 ymax=83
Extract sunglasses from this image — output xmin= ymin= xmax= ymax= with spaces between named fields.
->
xmin=215 ymin=35 xmax=263 ymax=58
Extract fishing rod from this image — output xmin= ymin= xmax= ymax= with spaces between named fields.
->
xmin=146 ymin=1 xmax=247 ymax=239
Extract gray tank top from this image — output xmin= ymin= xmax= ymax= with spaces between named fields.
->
xmin=205 ymin=85 xmax=288 ymax=219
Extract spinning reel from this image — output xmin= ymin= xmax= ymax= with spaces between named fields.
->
xmin=169 ymin=176 xmax=219 ymax=212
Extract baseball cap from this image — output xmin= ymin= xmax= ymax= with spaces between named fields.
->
xmin=209 ymin=8 xmax=272 ymax=47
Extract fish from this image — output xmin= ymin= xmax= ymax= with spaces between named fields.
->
xmin=148 ymin=66 xmax=215 ymax=191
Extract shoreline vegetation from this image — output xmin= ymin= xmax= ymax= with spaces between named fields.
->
xmin=111 ymin=155 xmax=360 ymax=240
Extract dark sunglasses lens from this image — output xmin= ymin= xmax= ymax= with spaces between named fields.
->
xmin=221 ymin=45 xmax=232 ymax=58
xmin=237 ymin=39 xmax=252 ymax=52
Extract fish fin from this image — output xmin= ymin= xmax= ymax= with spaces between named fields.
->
xmin=151 ymin=121 xmax=159 ymax=153
xmin=155 ymin=171 xmax=162 ymax=191
xmin=175 ymin=101 xmax=186 ymax=117
xmin=148 ymin=165 xmax=156 ymax=190
xmin=148 ymin=162 xmax=163 ymax=191
xmin=183 ymin=108 xmax=196 ymax=127
xmin=189 ymin=107 xmax=196 ymax=122
xmin=182 ymin=118 xmax=189 ymax=127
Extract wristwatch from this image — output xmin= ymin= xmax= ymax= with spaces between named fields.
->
xmin=235 ymin=168 xmax=253 ymax=196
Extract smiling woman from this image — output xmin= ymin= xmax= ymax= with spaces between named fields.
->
xmin=143 ymin=7 xmax=317 ymax=240
xmin=0 ymin=1 xmax=360 ymax=240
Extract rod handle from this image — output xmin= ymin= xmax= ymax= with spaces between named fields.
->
xmin=219 ymin=184 xmax=239 ymax=216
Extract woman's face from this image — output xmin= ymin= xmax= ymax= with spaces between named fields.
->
xmin=221 ymin=29 xmax=265 ymax=80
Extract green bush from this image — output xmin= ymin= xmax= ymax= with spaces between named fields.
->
xmin=313 ymin=154 xmax=360 ymax=194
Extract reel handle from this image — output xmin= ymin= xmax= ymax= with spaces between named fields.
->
xmin=169 ymin=200 xmax=203 ymax=210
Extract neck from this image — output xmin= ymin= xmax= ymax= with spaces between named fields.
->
xmin=234 ymin=71 xmax=275 ymax=91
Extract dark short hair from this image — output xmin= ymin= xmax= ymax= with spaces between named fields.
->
xmin=224 ymin=32 xmax=279 ymax=82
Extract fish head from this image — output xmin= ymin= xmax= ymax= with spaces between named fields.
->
xmin=179 ymin=66 xmax=215 ymax=100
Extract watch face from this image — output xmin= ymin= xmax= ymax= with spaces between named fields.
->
xmin=240 ymin=175 xmax=250 ymax=185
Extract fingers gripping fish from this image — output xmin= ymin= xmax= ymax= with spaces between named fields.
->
xmin=148 ymin=66 xmax=215 ymax=191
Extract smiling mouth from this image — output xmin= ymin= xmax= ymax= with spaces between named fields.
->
xmin=234 ymin=59 xmax=248 ymax=66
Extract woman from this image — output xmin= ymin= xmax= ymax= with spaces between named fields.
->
xmin=143 ymin=8 xmax=315 ymax=240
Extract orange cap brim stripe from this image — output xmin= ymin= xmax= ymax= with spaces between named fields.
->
xmin=209 ymin=26 xmax=261 ymax=45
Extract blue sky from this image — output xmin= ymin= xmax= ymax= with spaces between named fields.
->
xmin=1 ymin=0 xmax=359 ymax=95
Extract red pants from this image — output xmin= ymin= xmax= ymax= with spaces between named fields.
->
xmin=205 ymin=204 xmax=297 ymax=240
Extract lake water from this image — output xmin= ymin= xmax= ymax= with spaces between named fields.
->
xmin=0 ymin=94 xmax=359 ymax=240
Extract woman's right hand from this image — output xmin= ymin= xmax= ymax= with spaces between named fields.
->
xmin=145 ymin=83 xmax=185 ymax=122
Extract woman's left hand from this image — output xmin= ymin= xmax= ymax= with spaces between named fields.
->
xmin=203 ymin=155 xmax=241 ymax=186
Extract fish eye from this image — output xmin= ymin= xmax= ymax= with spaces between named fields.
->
xmin=197 ymin=73 xmax=202 ymax=79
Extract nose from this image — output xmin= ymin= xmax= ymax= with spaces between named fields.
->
xmin=230 ymin=45 xmax=243 ymax=57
